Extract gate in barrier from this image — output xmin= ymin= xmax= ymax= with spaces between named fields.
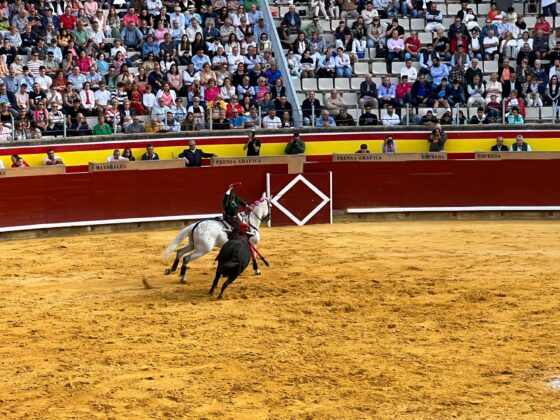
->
xmin=266 ymin=172 xmax=332 ymax=227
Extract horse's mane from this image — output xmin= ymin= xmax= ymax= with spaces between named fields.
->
xmin=244 ymin=197 xmax=267 ymax=214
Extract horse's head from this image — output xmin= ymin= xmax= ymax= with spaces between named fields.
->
xmin=244 ymin=193 xmax=271 ymax=225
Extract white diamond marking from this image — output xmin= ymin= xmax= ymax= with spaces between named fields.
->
xmin=270 ymin=174 xmax=330 ymax=226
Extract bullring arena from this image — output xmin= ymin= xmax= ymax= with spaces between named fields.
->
xmin=1 ymin=221 xmax=560 ymax=418
xmin=2 ymin=127 xmax=560 ymax=418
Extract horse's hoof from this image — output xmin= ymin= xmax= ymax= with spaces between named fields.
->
xmin=254 ymin=270 xmax=262 ymax=276
xmin=164 ymin=268 xmax=171 ymax=275
xmin=208 ymin=290 xmax=214 ymax=295
xmin=180 ymin=278 xmax=187 ymax=284
xmin=217 ymin=295 xmax=223 ymax=300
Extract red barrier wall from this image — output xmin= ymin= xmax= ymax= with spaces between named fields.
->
xmin=306 ymin=160 xmax=560 ymax=208
xmin=0 ymin=165 xmax=286 ymax=228
xmin=1 ymin=159 xmax=560 ymax=229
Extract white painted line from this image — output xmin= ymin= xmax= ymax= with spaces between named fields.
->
xmin=347 ymin=206 xmax=560 ymax=214
xmin=0 ymin=214 xmax=222 ymax=233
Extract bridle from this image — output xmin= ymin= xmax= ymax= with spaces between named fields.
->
xmin=243 ymin=196 xmax=271 ymax=231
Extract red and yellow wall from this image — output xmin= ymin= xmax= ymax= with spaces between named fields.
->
xmin=2 ymin=130 xmax=560 ymax=168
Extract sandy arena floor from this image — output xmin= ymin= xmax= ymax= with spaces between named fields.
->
xmin=1 ymin=221 xmax=560 ymax=419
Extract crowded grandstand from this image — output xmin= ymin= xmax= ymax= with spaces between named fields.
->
xmin=0 ymin=0 xmax=556 ymax=143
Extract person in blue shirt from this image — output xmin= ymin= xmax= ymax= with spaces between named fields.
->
xmin=191 ymin=49 xmax=211 ymax=71
xmin=264 ymin=63 xmax=282 ymax=85
xmin=121 ymin=21 xmax=144 ymax=49
xmin=315 ymin=110 xmax=337 ymax=127
xmin=142 ymin=34 xmax=160 ymax=59
xmin=430 ymin=57 xmax=449 ymax=87
xmin=228 ymin=109 xmax=246 ymax=129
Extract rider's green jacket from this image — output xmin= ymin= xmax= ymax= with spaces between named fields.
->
xmin=223 ymin=192 xmax=247 ymax=216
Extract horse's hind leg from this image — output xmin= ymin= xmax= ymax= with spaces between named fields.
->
xmin=252 ymin=257 xmax=261 ymax=276
xmin=217 ymin=275 xmax=238 ymax=300
xmin=209 ymin=272 xmax=221 ymax=295
xmin=164 ymin=243 xmax=194 ymax=275
xmin=250 ymin=248 xmax=261 ymax=275
xmin=179 ymin=247 xmax=212 ymax=284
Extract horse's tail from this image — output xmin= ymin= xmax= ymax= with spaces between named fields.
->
xmin=163 ymin=223 xmax=197 ymax=261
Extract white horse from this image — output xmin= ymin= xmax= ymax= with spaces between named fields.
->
xmin=163 ymin=193 xmax=271 ymax=284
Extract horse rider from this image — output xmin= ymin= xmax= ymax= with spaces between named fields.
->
xmin=223 ymin=182 xmax=248 ymax=232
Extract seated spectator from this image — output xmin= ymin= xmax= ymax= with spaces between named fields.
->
xmin=316 ymin=48 xmax=336 ymax=78
xmin=377 ymin=76 xmax=397 ymax=108
xmin=400 ymin=59 xmax=417 ymax=83
xmin=359 ymin=105 xmax=379 ymax=126
xmin=401 ymin=107 xmax=421 ymax=125
xmin=68 ymin=113 xmax=91 ymax=137
xmin=163 ymin=112 xmax=181 ymax=132
xmin=262 ymin=108 xmax=282 ymax=129
xmin=404 ymin=31 xmax=421 ymax=61
xmin=356 ymin=143 xmax=370 ymax=153
xmin=44 ymin=149 xmax=64 ymax=165
xmin=315 ymin=110 xmax=337 ymax=127
xmin=430 ymin=57 xmax=449 ymax=87
xmin=485 ymin=94 xmax=502 ymax=122
xmin=107 ymin=149 xmax=129 ymax=162
xmin=419 ymin=43 xmax=440 ymax=75
xmin=525 ymin=75 xmax=544 ymax=107
xmin=386 ymin=29 xmax=404 ymax=73
xmin=126 ymin=116 xmax=145 ymax=134
xmin=420 ymin=110 xmax=439 ymax=127
xmin=285 ymin=132 xmax=305 ymax=155
xmin=448 ymin=79 xmax=466 ymax=107
xmin=282 ymin=5 xmax=301 ymax=33
xmin=11 ymin=154 xmax=30 ymax=167
xmin=467 ymin=74 xmax=486 ymax=107
xmin=334 ymin=47 xmax=352 ymax=78
xmin=545 ymin=75 xmax=560 ymax=108
xmin=491 ymin=136 xmax=509 ymax=151
xmin=485 ymin=73 xmax=503 ymax=103
xmin=411 ymin=74 xmax=433 ymax=107
xmin=274 ymin=95 xmax=293 ymax=119
xmin=335 ymin=108 xmax=356 ymax=126
xmin=426 ymin=3 xmax=445 ymax=32
xmin=302 ymin=91 xmax=322 ymax=126
xmin=228 ymin=109 xmax=246 ymax=129
xmin=141 ymin=145 xmax=159 ymax=161
xmin=93 ymin=116 xmax=112 ymax=136
xmin=470 ymin=107 xmax=490 ymax=124
xmin=506 ymin=106 xmax=525 ymax=125
xmin=280 ymin=111 xmax=293 ymax=128
xmin=380 ymin=104 xmax=400 ymax=126
xmin=213 ymin=110 xmax=231 ymax=130
xmin=340 ymin=0 xmax=359 ymax=19
xmin=504 ymin=90 xmax=526 ymax=117
xmin=359 ymin=73 xmax=379 ymax=109
xmin=483 ymin=30 xmax=500 ymax=61
xmin=144 ymin=118 xmax=163 ymax=133
xmin=510 ymin=134 xmax=532 ymax=151
xmin=324 ymin=89 xmax=347 ymax=116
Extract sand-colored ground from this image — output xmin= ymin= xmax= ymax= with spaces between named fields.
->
xmin=1 ymin=221 xmax=560 ymax=419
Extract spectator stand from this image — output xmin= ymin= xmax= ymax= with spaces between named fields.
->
xmin=269 ymin=0 xmax=559 ymax=128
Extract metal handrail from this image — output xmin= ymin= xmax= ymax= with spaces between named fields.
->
xmin=260 ymin=0 xmax=302 ymax=127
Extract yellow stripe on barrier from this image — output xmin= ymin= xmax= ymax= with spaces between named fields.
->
xmin=3 ymin=138 xmax=560 ymax=168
